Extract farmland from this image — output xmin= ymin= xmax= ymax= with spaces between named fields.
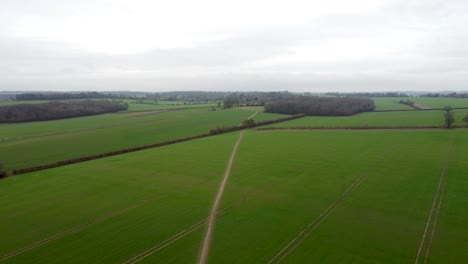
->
xmin=0 ymin=96 xmax=467 ymax=264
xmin=265 ymin=109 xmax=468 ymax=128
xmin=0 ymin=129 xmax=466 ymax=263
xmin=0 ymin=108 xmax=284 ymax=171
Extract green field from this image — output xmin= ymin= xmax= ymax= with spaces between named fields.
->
xmin=1 ymin=97 xmax=467 ymax=263
xmin=266 ymin=109 xmax=468 ymax=128
xmin=372 ymin=97 xmax=413 ymax=110
xmin=0 ymin=129 xmax=466 ymax=263
xmin=409 ymin=97 xmax=468 ymax=108
xmin=372 ymin=97 xmax=468 ymax=110
xmin=0 ymin=108 xmax=283 ymax=171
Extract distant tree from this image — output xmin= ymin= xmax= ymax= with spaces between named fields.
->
xmin=223 ymin=95 xmax=240 ymax=109
xmin=443 ymin=106 xmax=454 ymax=128
xmin=0 ymin=163 xmax=6 ymax=178
xmin=217 ymin=101 xmax=222 ymax=108
xmin=242 ymin=119 xmax=255 ymax=127
xmin=463 ymin=114 xmax=468 ymax=124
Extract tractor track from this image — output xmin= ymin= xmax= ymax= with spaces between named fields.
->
xmin=267 ymin=135 xmax=408 ymax=264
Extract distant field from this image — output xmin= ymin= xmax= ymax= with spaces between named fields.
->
xmin=0 ymin=108 xmax=284 ymax=171
xmin=1 ymin=130 xmax=465 ymax=263
xmin=266 ymin=109 xmax=468 ymax=128
xmin=372 ymin=97 xmax=413 ymax=110
xmin=124 ymin=100 xmax=217 ymax=112
xmin=0 ymin=99 xmax=217 ymax=112
xmin=372 ymin=97 xmax=468 ymax=110
xmin=410 ymin=97 xmax=468 ymax=108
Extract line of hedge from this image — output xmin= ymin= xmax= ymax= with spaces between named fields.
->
xmin=208 ymin=114 xmax=306 ymax=134
xmin=374 ymin=107 xmax=468 ymax=112
xmin=256 ymin=125 xmax=466 ymax=130
xmin=5 ymin=113 xmax=306 ymax=177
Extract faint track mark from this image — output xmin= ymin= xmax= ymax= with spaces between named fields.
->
xmin=415 ymin=134 xmax=455 ymax=264
xmin=267 ymin=136 xmax=408 ymax=264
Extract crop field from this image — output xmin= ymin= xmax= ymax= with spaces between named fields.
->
xmin=265 ymin=109 xmax=468 ymax=128
xmin=0 ymin=129 xmax=466 ymax=263
xmin=372 ymin=97 xmax=413 ymax=110
xmin=409 ymin=97 xmax=468 ymax=108
xmin=0 ymin=108 xmax=284 ymax=171
xmin=372 ymin=97 xmax=468 ymax=110
xmin=124 ymin=101 xmax=217 ymax=112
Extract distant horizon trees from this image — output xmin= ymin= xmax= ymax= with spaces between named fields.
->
xmin=16 ymin=92 xmax=125 ymax=101
xmin=264 ymin=97 xmax=375 ymax=116
xmin=0 ymin=100 xmax=127 ymax=123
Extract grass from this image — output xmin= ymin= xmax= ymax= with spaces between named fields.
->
xmin=372 ymin=97 xmax=413 ymax=110
xmin=124 ymin=100 xmax=217 ymax=112
xmin=266 ymin=109 xmax=468 ymax=128
xmin=0 ymin=133 xmax=240 ymax=264
xmin=210 ymin=130 xmax=465 ymax=263
xmin=1 ymin=130 xmax=465 ymax=263
xmin=409 ymin=97 xmax=468 ymax=108
xmin=0 ymin=108 xmax=285 ymax=171
xmin=372 ymin=97 xmax=468 ymax=110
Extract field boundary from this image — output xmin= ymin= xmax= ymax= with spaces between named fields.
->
xmin=414 ymin=135 xmax=455 ymax=264
xmin=373 ymin=106 xmax=468 ymax=112
xmin=267 ymin=135 xmax=408 ymax=264
xmin=2 ymin=114 xmax=305 ymax=178
xmin=257 ymin=126 xmax=467 ymax=131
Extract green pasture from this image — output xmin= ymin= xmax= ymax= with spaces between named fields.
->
xmin=372 ymin=97 xmax=413 ymax=110
xmin=372 ymin=97 xmax=468 ymax=110
xmin=267 ymin=109 xmax=468 ymax=128
xmin=1 ymin=130 xmax=465 ymax=263
xmin=0 ymin=133 xmax=239 ymax=264
xmin=0 ymin=108 xmax=284 ymax=171
xmin=124 ymin=100 xmax=217 ymax=112
xmin=410 ymin=97 xmax=468 ymax=108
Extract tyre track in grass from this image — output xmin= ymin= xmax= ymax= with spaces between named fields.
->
xmin=121 ymin=189 xmax=260 ymax=264
xmin=0 ymin=199 xmax=153 ymax=262
xmin=415 ymin=133 xmax=455 ymax=264
xmin=198 ymin=132 xmax=243 ymax=264
xmin=267 ymin=135 xmax=409 ymax=264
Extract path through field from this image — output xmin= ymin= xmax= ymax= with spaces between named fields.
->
xmin=198 ymin=132 xmax=244 ymax=264
xmin=247 ymin=112 xmax=258 ymax=120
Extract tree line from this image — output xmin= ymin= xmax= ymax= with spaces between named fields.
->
xmin=324 ymin=92 xmax=409 ymax=98
xmin=0 ymin=100 xmax=127 ymax=123
xmin=421 ymin=92 xmax=468 ymax=98
xmin=15 ymin=92 xmax=125 ymax=101
xmin=264 ymin=97 xmax=375 ymax=116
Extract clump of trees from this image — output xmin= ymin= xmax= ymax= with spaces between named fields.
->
xmin=443 ymin=107 xmax=455 ymax=128
xmin=242 ymin=119 xmax=255 ymax=127
xmin=463 ymin=114 xmax=468 ymax=124
xmin=398 ymin=99 xmax=415 ymax=107
xmin=0 ymin=163 xmax=6 ymax=178
xmin=264 ymin=97 xmax=375 ymax=116
xmin=0 ymin=100 xmax=127 ymax=123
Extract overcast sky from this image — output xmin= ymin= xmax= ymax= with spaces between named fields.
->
xmin=1 ymin=0 xmax=467 ymax=92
